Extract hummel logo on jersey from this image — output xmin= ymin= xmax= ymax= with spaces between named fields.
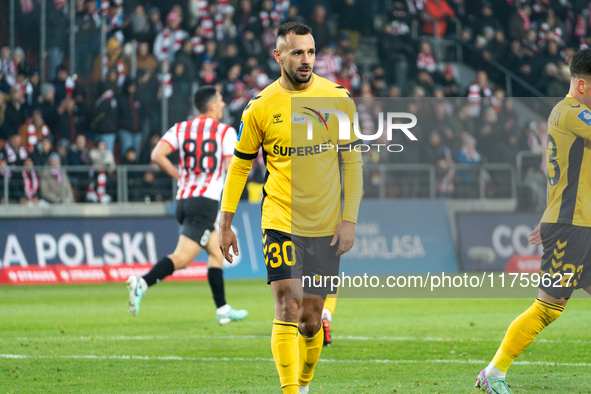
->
xmin=273 ymin=113 xmax=283 ymax=124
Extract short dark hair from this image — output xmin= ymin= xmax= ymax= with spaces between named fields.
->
xmin=194 ymin=85 xmax=218 ymax=114
xmin=277 ymin=22 xmax=312 ymax=39
xmin=570 ymin=49 xmax=591 ymax=79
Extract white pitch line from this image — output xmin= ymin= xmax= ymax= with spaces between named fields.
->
xmin=1 ymin=354 xmax=590 ymax=367
xmin=8 ymin=335 xmax=591 ymax=345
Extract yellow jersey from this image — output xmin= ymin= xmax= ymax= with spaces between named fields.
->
xmin=221 ymin=74 xmax=363 ymax=236
xmin=542 ymin=95 xmax=591 ymax=227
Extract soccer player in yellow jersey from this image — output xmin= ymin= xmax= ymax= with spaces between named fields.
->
xmin=476 ymin=48 xmax=591 ymax=394
xmin=218 ymin=22 xmax=363 ymax=394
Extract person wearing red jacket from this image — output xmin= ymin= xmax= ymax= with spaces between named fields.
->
xmin=423 ymin=0 xmax=455 ymax=38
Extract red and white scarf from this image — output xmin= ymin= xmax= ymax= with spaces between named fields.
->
xmin=160 ymin=28 xmax=187 ymax=58
xmin=97 ymin=170 xmax=106 ymax=200
xmin=417 ymin=50 xmax=436 ymax=73
xmin=22 ymin=169 xmax=39 ymax=199
xmin=201 ymin=12 xmax=224 ymax=40
xmin=65 ymin=76 xmax=75 ymax=96
xmin=159 ymin=72 xmax=172 ymax=98
xmin=102 ymin=56 xmax=126 ymax=86
xmin=191 ymin=35 xmax=205 ymax=55
xmin=51 ymin=168 xmax=63 ymax=185
xmin=26 ymin=121 xmax=49 ymax=152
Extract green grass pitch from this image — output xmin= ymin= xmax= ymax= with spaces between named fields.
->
xmin=0 ymin=280 xmax=590 ymax=393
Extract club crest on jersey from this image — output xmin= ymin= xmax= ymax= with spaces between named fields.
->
xmin=578 ymin=110 xmax=591 ymax=126
xmin=303 ymin=107 xmax=329 ymax=131
xmin=237 ymin=121 xmax=244 ymax=141
xmin=272 ymin=113 xmax=283 ymax=124
xmin=291 ymin=112 xmax=307 ymax=124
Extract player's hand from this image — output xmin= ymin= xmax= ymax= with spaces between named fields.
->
xmin=218 ymin=227 xmax=239 ymax=263
xmin=529 ymin=222 xmax=542 ymax=246
xmin=330 ymin=221 xmax=355 ymax=256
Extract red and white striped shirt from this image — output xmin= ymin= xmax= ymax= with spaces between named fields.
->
xmin=161 ymin=116 xmax=237 ymax=201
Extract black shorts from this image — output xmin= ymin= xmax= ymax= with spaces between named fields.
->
xmin=539 ymin=223 xmax=591 ymax=298
xmin=263 ymin=229 xmax=340 ymax=295
xmin=175 ymin=197 xmax=218 ymax=247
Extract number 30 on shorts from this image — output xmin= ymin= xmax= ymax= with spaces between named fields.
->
xmin=264 ymin=238 xmax=295 ymax=268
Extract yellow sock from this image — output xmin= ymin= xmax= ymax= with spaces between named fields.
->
xmin=324 ymin=296 xmax=337 ymax=316
xmin=271 ymin=319 xmax=300 ymax=394
xmin=492 ymin=299 xmax=564 ymax=372
xmin=298 ymin=327 xmax=324 ymax=387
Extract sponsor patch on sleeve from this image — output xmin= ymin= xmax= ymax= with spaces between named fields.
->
xmin=237 ymin=121 xmax=244 ymax=141
xmin=577 ymin=110 xmax=591 ymax=126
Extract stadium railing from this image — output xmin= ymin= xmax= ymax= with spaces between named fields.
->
xmin=2 ymin=163 xmax=516 ymax=205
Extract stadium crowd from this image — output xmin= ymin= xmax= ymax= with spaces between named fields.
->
xmin=0 ymin=0 xmax=585 ymax=203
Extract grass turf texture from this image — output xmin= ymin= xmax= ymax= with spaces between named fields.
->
xmin=0 ymin=280 xmax=589 ymax=393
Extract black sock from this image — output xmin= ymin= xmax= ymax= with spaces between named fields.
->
xmin=208 ymin=267 xmax=226 ymax=308
xmin=142 ymin=257 xmax=175 ymax=287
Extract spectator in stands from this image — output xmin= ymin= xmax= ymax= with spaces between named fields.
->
xmin=441 ymin=63 xmax=460 ymax=97
xmin=136 ymin=41 xmax=158 ymax=76
xmin=228 ymin=81 xmax=250 ymax=130
xmin=286 ymin=4 xmax=306 ymax=25
xmin=75 ymin=0 xmax=99 ymax=78
xmin=148 ymin=6 xmax=164 ymax=36
xmin=18 ymin=109 xmax=51 ymax=154
xmin=467 ymin=70 xmax=492 ymax=116
xmin=482 ymin=30 xmax=508 ymax=62
xmin=127 ymin=4 xmax=153 ymax=43
xmin=19 ymin=157 xmax=45 ymax=206
xmin=91 ymin=88 xmax=119 ymax=153
xmin=307 ymin=5 xmax=330 ymax=51
xmin=508 ymin=4 xmax=531 ymax=40
xmin=175 ymin=39 xmax=197 ymax=85
xmin=0 ymin=94 xmax=6 ymax=133
xmin=422 ymin=130 xmax=455 ymax=198
xmin=40 ymin=152 xmax=73 ymax=203
xmin=338 ymin=0 xmax=370 ymax=49
xmin=476 ymin=106 xmax=501 ymax=163
xmin=92 ymin=37 xmax=128 ymax=85
xmin=54 ymin=138 xmax=70 ymax=166
xmin=240 ymin=30 xmax=263 ymax=60
xmin=68 ymin=134 xmax=91 ymax=166
xmin=548 ymin=65 xmax=570 ymax=97
xmin=0 ymin=47 xmax=17 ymax=88
xmin=315 ymin=45 xmax=340 ymax=82
xmin=417 ymin=40 xmax=437 ymax=74
xmin=2 ymin=133 xmax=28 ymax=166
xmin=31 ymin=137 xmax=53 ymax=166
xmin=153 ymin=10 xmax=189 ymax=63
xmin=219 ymin=43 xmax=242 ymax=79
xmin=47 ymin=0 xmax=69 ymax=81
xmin=455 ymin=134 xmax=481 ymax=197
xmin=12 ymin=48 xmax=32 ymax=78
xmin=118 ymin=79 xmax=144 ymax=157
xmin=378 ymin=23 xmax=413 ymax=91
xmin=408 ymin=70 xmax=435 ymax=97
xmin=221 ymin=63 xmax=243 ymax=103
xmin=168 ymin=62 xmax=192 ymax=127
xmin=139 ymin=133 xmax=159 ymax=165
xmin=52 ymin=66 xmax=73 ymax=106
xmin=423 ymin=0 xmax=456 ymax=38
xmin=90 ymin=139 xmax=116 ymax=169
xmin=1 ymin=88 xmax=27 ymax=140
xmin=473 ymin=2 xmax=502 ymax=37
xmin=52 ymin=96 xmax=81 ymax=143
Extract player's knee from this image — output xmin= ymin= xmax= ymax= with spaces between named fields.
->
xmin=168 ymin=253 xmax=191 ymax=269
xmin=298 ymin=318 xmax=320 ymax=338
